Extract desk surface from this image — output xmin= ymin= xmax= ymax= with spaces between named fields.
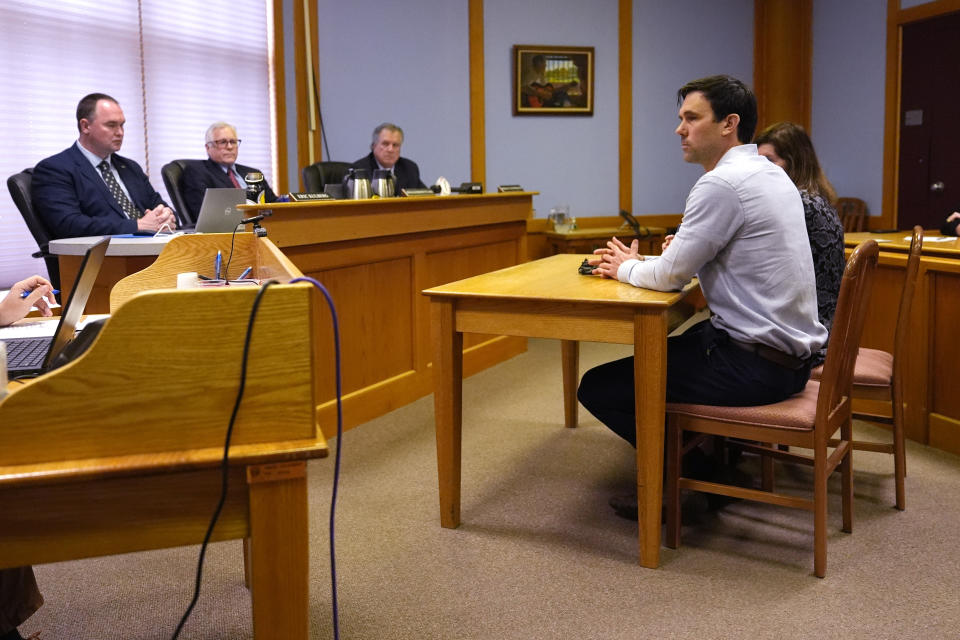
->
xmin=424 ymin=253 xmax=685 ymax=311
xmin=426 ymin=253 xmax=698 ymax=569
xmin=845 ymin=230 xmax=959 ymax=256
xmin=49 ymin=233 xmax=177 ymax=256
xmin=544 ymin=225 xmax=667 ymax=241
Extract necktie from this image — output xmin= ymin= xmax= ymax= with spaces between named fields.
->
xmin=97 ymin=160 xmax=141 ymax=219
xmin=227 ymin=169 xmax=241 ymax=188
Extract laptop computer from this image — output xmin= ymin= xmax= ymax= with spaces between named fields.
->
xmin=188 ymin=187 xmax=247 ymax=233
xmin=4 ymin=237 xmax=110 ymax=376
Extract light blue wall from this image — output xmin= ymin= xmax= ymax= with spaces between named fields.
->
xmin=483 ymin=0 xmax=620 ymax=219
xmin=632 ymin=1 xmax=754 ymax=215
xmin=314 ymin=0 xmax=470 ymax=188
xmin=811 ymin=1 xmax=886 ymax=217
xmin=290 ymin=1 xmax=891 ymax=220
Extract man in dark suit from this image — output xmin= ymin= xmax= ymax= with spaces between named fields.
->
xmin=352 ymin=123 xmax=427 ymax=192
xmin=180 ymin=121 xmax=277 ymax=220
xmin=31 ymin=93 xmax=176 ymax=239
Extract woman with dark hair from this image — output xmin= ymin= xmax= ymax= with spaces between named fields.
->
xmin=754 ymin=122 xmax=845 ymax=365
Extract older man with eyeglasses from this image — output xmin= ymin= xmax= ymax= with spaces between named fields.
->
xmin=179 ymin=121 xmax=277 ymax=221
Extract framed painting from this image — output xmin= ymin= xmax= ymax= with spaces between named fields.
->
xmin=513 ymin=45 xmax=594 ymax=116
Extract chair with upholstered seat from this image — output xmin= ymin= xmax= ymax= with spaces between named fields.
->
xmin=664 ymin=240 xmax=879 ymax=578
xmin=836 ymin=197 xmax=868 ymax=232
xmin=301 ymin=160 xmax=351 ymax=193
xmin=7 ymin=168 xmax=61 ymax=292
xmin=810 ymin=225 xmax=922 ymax=510
xmin=161 ymin=159 xmax=205 ymax=226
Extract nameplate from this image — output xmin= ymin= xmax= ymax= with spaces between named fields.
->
xmin=289 ymin=192 xmax=332 ymax=201
xmin=401 ymin=188 xmax=436 ymax=197
xmin=498 ymin=184 xmax=524 ymax=192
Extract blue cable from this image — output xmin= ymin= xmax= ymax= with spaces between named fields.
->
xmin=290 ymin=276 xmax=343 ymax=640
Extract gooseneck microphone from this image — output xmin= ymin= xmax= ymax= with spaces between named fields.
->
xmin=240 ymin=211 xmax=273 ymax=225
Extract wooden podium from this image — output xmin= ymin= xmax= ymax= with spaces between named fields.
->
xmin=0 ymin=233 xmax=327 ymax=639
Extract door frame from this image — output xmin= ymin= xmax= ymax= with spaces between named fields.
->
xmin=882 ymin=0 xmax=960 ymax=230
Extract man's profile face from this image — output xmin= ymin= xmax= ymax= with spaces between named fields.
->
xmin=675 ymin=91 xmax=737 ymax=170
xmin=206 ymin=126 xmax=239 ymax=165
xmin=372 ymin=129 xmax=403 ymax=169
xmin=80 ymin=99 xmax=125 ymax=158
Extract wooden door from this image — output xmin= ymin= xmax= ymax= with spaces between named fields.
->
xmin=897 ymin=11 xmax=960 ymax=230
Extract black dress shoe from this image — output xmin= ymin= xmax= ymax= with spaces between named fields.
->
xmin=608 ymin=493 xmax=671 ymax=523
xmin=0 ymin=628 xmax=25 ymax=640
xmin=608 ymin=493 xmax=638 ymax=521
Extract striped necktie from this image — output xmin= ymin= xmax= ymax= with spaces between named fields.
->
xmin=97 ymin=159 xmax=141 ymax=219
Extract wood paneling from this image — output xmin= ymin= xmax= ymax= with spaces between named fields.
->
xmin=469 ymin=0 xmax=486 ymax=186
xmin=753 ymin=0 xmax=812 ymax=131
xmin=242 ymin=194 xmax=533 ymax=437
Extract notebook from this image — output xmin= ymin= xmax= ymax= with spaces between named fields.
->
xmin=191 ymin=187 xmax=247 ymax=233
xmin=4 ymin=237 xmax=110 ymax=375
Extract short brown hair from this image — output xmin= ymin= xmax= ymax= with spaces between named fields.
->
xmin=76 ymin=93 xmax=118 ymax=132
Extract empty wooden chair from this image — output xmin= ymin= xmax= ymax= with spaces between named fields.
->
xmin=836 ymin=197 xmax=868 ymax=232
xmin=664 ymin=240 xmax=879 ymax=578
xmin=810 ymin=225 xmax=923 ymax=510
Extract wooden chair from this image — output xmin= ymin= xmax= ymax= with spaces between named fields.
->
xmin=836 ymin=197 xmax=868 ymax=232
xmin=664 ymin=240 xmax=880 ymax=578
xmin=810 ymin=226 xmax=923 ymax=510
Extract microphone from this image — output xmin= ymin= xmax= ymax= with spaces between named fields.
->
xmin=240 ymin=211 xmax=273 ymax=225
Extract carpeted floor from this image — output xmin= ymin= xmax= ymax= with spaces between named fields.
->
xmin=23 ymin=339 xmax=960 ymax=639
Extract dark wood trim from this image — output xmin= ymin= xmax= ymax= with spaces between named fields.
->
xmin=618 ymin=0 xmax=632 ymax=214
xmin=468 ymin=0 xmax=486 ymax=187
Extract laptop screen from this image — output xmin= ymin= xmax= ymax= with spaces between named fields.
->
xmin=42 ymin=237 xmax=110 ymax=369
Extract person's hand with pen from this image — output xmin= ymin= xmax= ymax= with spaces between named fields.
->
xmin=0 ymin=275 xmax=56 ymax=326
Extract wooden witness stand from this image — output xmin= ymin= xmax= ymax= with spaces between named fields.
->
xmin=0 ymin=233 xmax=327 ymax=639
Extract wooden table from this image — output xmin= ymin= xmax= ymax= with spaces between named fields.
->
xmin=423 ymin=253 xmax=699 ymax=567
xmin=545 ymin=225 xmax=666 ymax=256
xmin=2 ymin=234 xmax=326 ymax=638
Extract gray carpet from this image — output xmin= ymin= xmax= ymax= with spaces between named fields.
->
xmin=24 ymin=339 xmax=960 ymax=639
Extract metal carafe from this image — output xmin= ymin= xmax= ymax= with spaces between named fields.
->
xmin=371 ymin=169 xmax=396 ymax=197
xmin=342 ymin=168 xmax=371 ymax=200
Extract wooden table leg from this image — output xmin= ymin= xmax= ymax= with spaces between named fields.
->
xmin=432 ymin=300 xmax=463 ymax=528
xmin=561 ymin=339 xmax=579 ymax=428
xmin=247 ymin=461 xmax=309 ymax=639
xmin=634 ymin=309 xmax=668 ymax=568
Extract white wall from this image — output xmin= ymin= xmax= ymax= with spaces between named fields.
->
xmin=632 ymin=0 xmax=754 ymax=215
xmin=314 ymin=0 xmax=471 ymax=188
xmin=811 ymin=0 xmax=887 ymax=217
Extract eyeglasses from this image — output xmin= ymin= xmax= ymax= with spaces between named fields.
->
xmin=209 ymin=138 xmax=241 ymax=148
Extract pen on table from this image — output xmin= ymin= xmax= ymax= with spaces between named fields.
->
xmin=20 ymin=288 xmax=59 ymax=299
xmin=214 ymin=250 xmax=222 ymax=280
xmin=237 ymin=266 xmax=253 ymax=280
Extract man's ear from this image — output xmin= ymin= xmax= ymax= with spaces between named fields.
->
xmin=79 ymin=118 xmax=90 ymax=134
xmin=722 ymin=113 xmax=740 ymax=137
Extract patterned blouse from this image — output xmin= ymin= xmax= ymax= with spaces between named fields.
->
xmin=800 ymin=189 xmax=845 ymax=365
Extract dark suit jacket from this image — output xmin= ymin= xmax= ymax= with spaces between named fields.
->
xmin=31 ymin=143 xmax=167 ymax=239
xmin=180 ymin=159 xmax=277 ymax=220
xmin=941 ymin=208 xmax=960 ymax=236
xmin=352 ymin=152 xmax=427 ymax=191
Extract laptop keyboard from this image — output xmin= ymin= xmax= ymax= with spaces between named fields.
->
xmin=5 ymin=337 xmax=50 ymax=371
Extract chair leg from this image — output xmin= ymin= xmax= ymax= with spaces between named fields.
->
xmin=665 ymin=417 xmax=683 ymax=549
xmin=840 ymin=419 xmax=853 ymax=534
xmin=893 ymin=398 xmax=906 ymax=510
xmin=761 ymin=443 xmax=775 ymax=492
xmin=813 ymin=449 xmax=828 ymax=578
